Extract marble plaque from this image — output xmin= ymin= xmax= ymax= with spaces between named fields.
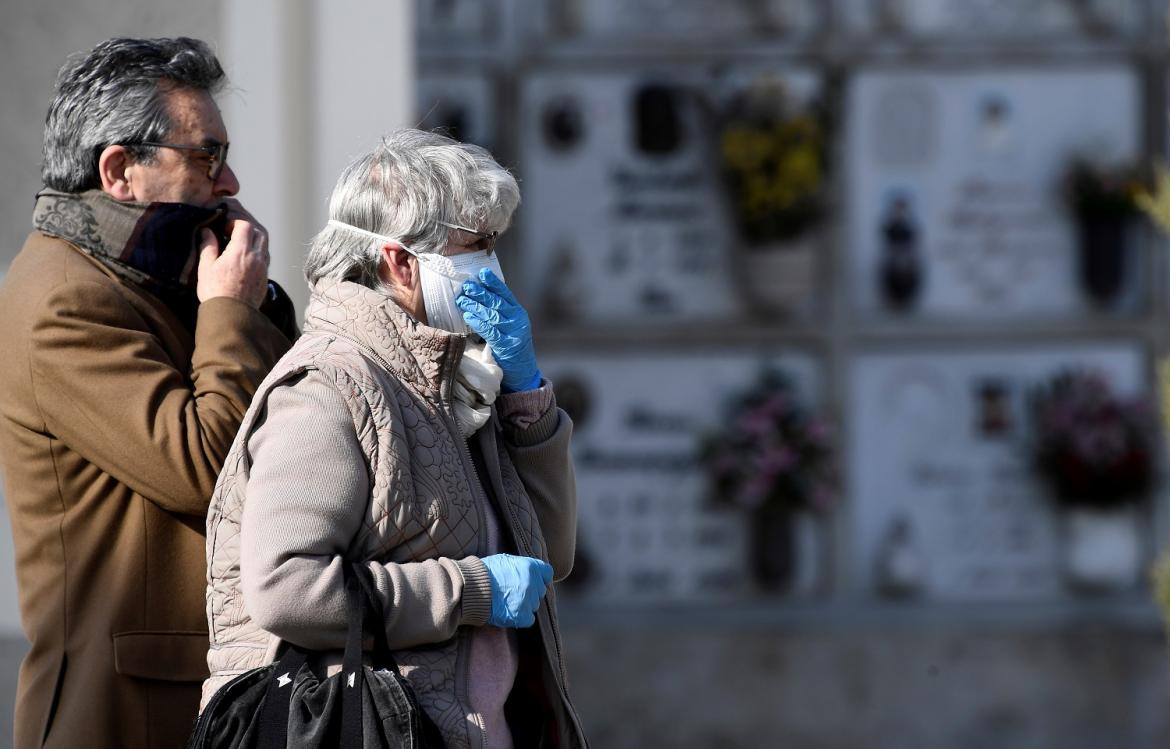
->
xmin=542 ymin=351 xmax=824 ymax=602
xmin=532 ymin=0 xmax=825 ymax=39
xmin=417 ymin=0 xmax=499 ymax=38
xmin=840 ymin=0 xmax=1140 ymax=37
xmin=849 ymin=343 xmax=1148 ymax=601
xmin=416 ymin=72 xmax=496 ymax=152
xmin=847 ymin=68 xmax=1141 ymax=319
xmin=518 ymin=67 xmax=820 ymax=324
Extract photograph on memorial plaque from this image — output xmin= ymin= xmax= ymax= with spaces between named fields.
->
xmin=849 ymin=344 xmax=1155 ymax=602
xmin=416 ymin=72 xmax=495 ymax=151
xmin=530 ymin=0 xmax=826 ymax=41
xmin=519 ymin=67 xmax=823 ymax=325
xmin=847 ymin=68 xmax=1142 ymax=320
xmin=543 ymin=351 xmax=826 ymax=603
xmin=878 ymin=189 xmax=924 ymax=311
xmin=840 ymin=0 xmax=1139 ymax=38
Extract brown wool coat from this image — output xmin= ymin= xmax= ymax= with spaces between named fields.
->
xmin=0 ymin=232 xmax=292 ymax=749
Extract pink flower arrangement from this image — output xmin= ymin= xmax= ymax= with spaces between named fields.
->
xmin=1030 ymin=369 xmax=1158 ymax=508
xmin=702 ymin=370 xmax=837 ymax=513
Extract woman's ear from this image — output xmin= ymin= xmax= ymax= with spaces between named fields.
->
xmin=378 ymin=243 xmax=426 ymax=322
xmin=378 ymin=243 xmax=417 ymax=289
xmin=97 ymin=145 xmax=136 ymax=201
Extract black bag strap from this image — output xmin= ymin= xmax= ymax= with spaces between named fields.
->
xmin=254 ymin=565 xmax=376 ymax=749
xmin=255 ymin=645 xmax=307 ymax=749
xmin=340 ymin=566 xmax=366 ymax=748
xmin=351 ymin=563 xmax=398 ymax=667
xmin=352 ymin=564 xmax=447 ymax=748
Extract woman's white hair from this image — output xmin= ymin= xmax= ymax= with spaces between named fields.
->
xmin=305 ymin=128 xmax=520 ymax=290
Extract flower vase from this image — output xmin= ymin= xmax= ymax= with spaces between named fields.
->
xmin=735 ymin=238 xmax=817 ymax=317
xmin=1062 ymin=507 xmax=1142 ymax=592
xmin=1076 ymin=214 xmax=1128 ymax=307
xmin=748 ymin=502 xmax=797 ymax=592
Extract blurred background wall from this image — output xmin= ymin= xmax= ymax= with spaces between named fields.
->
xmin=5 ymin=1 xmax=1170 ymax=747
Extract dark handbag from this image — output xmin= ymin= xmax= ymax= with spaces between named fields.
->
xmin=188 ymin=565 xmax=444 ymax=748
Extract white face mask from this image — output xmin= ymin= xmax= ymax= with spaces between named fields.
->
xmin=326 ymin=219 xmax=505 ymax=335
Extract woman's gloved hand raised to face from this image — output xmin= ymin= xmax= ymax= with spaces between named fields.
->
xmin=456 ymin=269 xmax=542 ymax=392
xmin=480 ymin=553 xmax=553 ymax=628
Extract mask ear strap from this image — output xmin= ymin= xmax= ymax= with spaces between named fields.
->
xmin=326 ymin=219 xmax=424 ymax=259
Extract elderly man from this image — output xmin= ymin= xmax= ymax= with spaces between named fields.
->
xmin=0 ymin=37 xmax=295 ymax=748
xmin=202 ymin=129 xmax=588 ymax=747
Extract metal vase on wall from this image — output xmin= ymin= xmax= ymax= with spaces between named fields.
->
xmin=748 ymin=501 xmax=797 ymax=591
xmin=1076 ymin=214 xmax=1128 ymax=307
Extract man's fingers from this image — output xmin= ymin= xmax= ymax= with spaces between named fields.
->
xmin=198 ymin=229 xmax=220 ymax=265
xmin=249 ymin=228 xmax=269 ymax=258
xmin=221 ymin=198 xmax=258 ymax=225
xmin=222 ymin=221 xmax=254 ymax=257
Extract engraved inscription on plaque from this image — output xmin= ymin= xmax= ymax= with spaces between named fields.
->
xmin=848 ymin=69 xmax=1140 ymax=319
xmin=849 ymin=345 xmax=1146 ymax=601
xmin=544 ymin=352 xmax=823 ymax=602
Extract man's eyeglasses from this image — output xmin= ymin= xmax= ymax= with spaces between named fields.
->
xmin=122 ymin=141 xmax=230 ymax=180
xmin=438 ymin=220 xmax=498 ymax=255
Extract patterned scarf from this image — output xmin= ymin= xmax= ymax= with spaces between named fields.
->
xmin=32 ymin=189 xmax=227 ymax=332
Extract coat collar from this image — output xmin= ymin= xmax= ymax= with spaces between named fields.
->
xmin=303 ymin=279 xmax=465 ymax=396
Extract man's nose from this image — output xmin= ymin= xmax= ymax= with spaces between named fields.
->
xmin=214 ymin=162 xmax=240 ymax=197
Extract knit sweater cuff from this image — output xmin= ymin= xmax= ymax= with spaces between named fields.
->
xmin=457 ymin=557 xmax=493 ymax=626
xmin=496 ymin=380 xmax=558 ymax=446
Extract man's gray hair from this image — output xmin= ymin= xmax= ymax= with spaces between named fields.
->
xmin=305 ymin=129 xmax=521 ymax=290
xmin=42 ymin=37 xmax=226 ymax=192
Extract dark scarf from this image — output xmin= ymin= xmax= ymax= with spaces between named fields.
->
xmin=32 ymin=189 xmax=299 ymax=339
xmin=33 ymin=189 xmax=225 ymax=332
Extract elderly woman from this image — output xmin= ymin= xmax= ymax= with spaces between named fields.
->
xmin=201 ymin=129 xmax=587 ymax=749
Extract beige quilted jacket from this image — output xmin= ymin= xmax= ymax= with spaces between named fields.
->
xmin=202 ymin=279 xmax=586 ymax=749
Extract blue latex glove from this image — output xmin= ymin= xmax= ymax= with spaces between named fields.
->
xmin=456 ymin=269 xmax=542 ymax=392
xmin=480 ymin=553 xmax=553 ymax=628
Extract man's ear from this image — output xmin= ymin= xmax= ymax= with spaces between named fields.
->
xmin=97 ymin=145 xmax=136 ymax=201
xmin=377 ymin=243 xmax=417 ymax=288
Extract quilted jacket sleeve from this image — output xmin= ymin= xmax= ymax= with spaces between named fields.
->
xmin=496 ymin=381 xmax=578 ymax=581
xmin=239 ymin=371 xmax=492 ymax=651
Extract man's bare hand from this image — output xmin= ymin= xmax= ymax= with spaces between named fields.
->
xmin=196 ymin=216 xmax=269 ymax=308
xmin=221 ymin=198 xmax=266 ymax=240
